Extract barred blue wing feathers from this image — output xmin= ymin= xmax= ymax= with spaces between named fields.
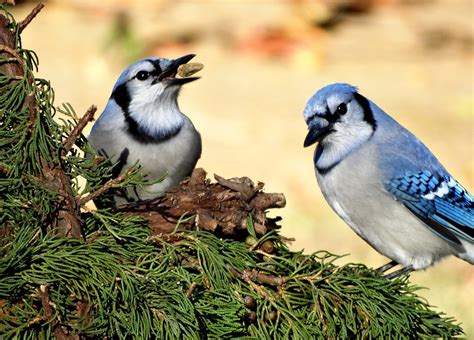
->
xmin=384 ymin=171 xmax=474 ymax=246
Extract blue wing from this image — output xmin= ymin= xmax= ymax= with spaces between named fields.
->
xmin=384 ymin=171 xmax=474 ymax=245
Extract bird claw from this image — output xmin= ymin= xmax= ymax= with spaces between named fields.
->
xmin=376 ymin=260 xmax=398 ymax=274
xmin=383 ymin=266 xmax=414 ymax=280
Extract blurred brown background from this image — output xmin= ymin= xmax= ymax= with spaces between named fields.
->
xmin=12 ymin=0 xmax=473 ymax=334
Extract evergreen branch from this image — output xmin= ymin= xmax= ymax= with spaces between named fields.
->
xmin=18 ymin=3 xmax=44 ymax=34
xmin=1 ymin=9 xmax=83 ymax=239
xmin=62 ymin=104 xmax=97 ymax=155
xmin=77 ymin=170 xmax=129 ymax=207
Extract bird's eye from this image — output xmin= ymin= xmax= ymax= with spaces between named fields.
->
xmin=136 ymin=71 xmax=150 ymax=81
xmin=336 ymin=103 xmax=347 ymax=115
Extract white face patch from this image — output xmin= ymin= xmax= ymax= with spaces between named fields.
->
xmin=128 ymin=78 xmax=166 ymax=102
xmin=114 ymin=58 xmax=186 ymax=139
xmin=316 ymin=95 xmax=374 ymax=171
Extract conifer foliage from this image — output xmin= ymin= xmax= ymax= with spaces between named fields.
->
xmin=0 ymin=4 xmax=464 ymax=339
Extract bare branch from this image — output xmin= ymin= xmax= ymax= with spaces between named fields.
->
xmin=38 ymin=285 xmax=54 ymax=319
xmin=228 ymin=266 xmax=273 ymax=299
xmin=18 ymin=3 xmax=44 ymax=33
xmin=0 ymin=44 xmax=22 ymax=62
xmin=62 ymin=105 xmax=97 ymax=155
xmin=77 ymin=171 xmax=129 ymax=207
xmin=37 ymin=285 xmax=77 ymax=339
xmin=25 ymin=92 xmax=37 ymax=129
xmin=242 ymin=269 xmax=288 ymax=287
xmin=185 ymin=282 xmax=197 ymax=297
xmin=0 ymin=14 xmax=22 ymax=76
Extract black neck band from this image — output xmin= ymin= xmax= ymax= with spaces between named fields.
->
xmin=111 ymin=83 xmax=182 ymax=144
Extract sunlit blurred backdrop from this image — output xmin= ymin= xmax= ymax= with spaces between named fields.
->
xmin=12 ymin=0 xmax=473 ymax=334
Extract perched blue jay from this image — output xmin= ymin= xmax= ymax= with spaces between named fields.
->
xmin=303 ymin=83 xmax=473 ymax=278
xmin=88 ymin=54 xmax=202 ymax=206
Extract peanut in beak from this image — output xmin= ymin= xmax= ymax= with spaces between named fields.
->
xmin=177 ymin=62 xmax=204 ymax=78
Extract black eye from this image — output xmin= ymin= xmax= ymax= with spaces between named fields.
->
xmin=336 ymin=103 xmax=347 ymax=115
xmin=136 ymin=71 xmax=150 ymax=81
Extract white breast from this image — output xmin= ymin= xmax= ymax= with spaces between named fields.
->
xmin=315 ymin=143 xmax=458 ymax=269
xmin=88 ymin=106 xmax=201 ymax=203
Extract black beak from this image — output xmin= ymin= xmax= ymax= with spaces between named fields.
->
xmin=157 ymin=54 xmax=199 ymax=85
xmin=303 ymin=119 xmax=333 ymax=147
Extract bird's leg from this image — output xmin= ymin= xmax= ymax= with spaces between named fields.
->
xmin=376 ymin=260 xmax=398 ymax=273
xmin=383 ymin=266 xmax=414 ymax=280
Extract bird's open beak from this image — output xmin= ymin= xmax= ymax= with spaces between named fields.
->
xmin=304 ymin=118 xmax=333 ymax=147
xmin=158 ymin=54 xmax=199 ymax=85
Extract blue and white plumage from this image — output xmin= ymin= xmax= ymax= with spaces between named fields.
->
xmin=88 ymin=54 xmax=202 ymax=206
xmin=303 ymin=83 xmax=473 ymax=277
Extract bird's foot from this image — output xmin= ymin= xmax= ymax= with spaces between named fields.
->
xmin=383 ymin=265 xmax=414 ymax=280
xmin=376 ymin=260 xmax=398 ymax=273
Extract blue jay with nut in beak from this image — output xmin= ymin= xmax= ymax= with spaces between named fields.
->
xmin=303 ymin=83 xmax=473 ymax=278
xmin=88 ymin=54 xmax=202 ymax=206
